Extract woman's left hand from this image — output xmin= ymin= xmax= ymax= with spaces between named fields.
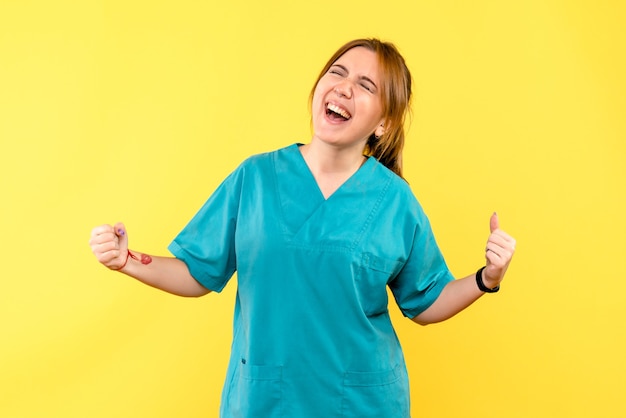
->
xmin=483 ymin=213 xmax=516 ymax=288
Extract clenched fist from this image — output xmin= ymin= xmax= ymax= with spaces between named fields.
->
xmin=89 ymin=223 xmax=129 ymax=271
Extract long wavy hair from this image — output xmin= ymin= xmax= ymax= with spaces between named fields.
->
xmin=310 ymin=38 xmax=413 ymax=178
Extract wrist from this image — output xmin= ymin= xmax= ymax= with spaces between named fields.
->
xmin=476 ymin=266 xmax=500 ymax=293
xmin=113 ymin=250 xmax=131 ymax=271
xmin=113 ymin=250 xmax=153 ymax=272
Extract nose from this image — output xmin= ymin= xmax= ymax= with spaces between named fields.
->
xmin=333 ymin=81 xmax=353 ymax=99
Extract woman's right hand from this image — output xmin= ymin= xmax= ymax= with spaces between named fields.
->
xmin=89 ymin=223 xmax=210 ymax=296
xmin=89 ymin=222 xmax=129 ymax=270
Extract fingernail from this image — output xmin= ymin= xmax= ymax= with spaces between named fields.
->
xmin=118 ymin=229 xmax=125 ymax=236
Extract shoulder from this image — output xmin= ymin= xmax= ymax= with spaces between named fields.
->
xmin=237 ymin=143 xmax=297 ymax=171
xmin=223 ymin=144 xmax=298 ymax=190
xmin=370 ymin=159 xmax=420 ymax=202
xmin=369 ymin=158 xmax=428 ymax=222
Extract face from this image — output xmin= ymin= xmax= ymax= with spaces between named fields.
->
xmin=311 ymin=47 xmax=385 ymax=151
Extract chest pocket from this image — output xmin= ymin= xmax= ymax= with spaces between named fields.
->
xmin=356 ymin=253 xmax=404 ymax=316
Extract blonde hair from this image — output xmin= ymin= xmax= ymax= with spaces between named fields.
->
xmin=310 ymin=38 xmax=412 ymax=178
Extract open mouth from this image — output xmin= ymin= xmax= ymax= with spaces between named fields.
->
xmin=326 ymin=103 xmax=351 ymax=121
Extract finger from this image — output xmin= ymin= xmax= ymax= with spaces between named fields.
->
xmin=95 ymin=239 xmax=119 ymax=253
xmin=490 ymin=228 xmax=515 ymax=241
xmin=487 ymin=233 xmax=511 ymax=249
xmin=490 ymin=212 xmax=499 ymax=233
xmin=486 ymin=237 xmax=515 ymax=255
xmin=95 ymin=247 xmax=123 ymax=264
xmin=486 ymin=244 xmax=514 ymax=270
xmin=90 ymin=224 xmax=114 ymax=239
xmin=114 ymin=222 xmax=129 ymax=253
xmin=89 ymin=230 xmax=115 ymax=245
xmin=488 ymin=233 xmax=517 ymax=256
xmin=486 ymin=241 xmax=515 ymax=270
xmin=485 ymin=248 xmax=500 ymax=265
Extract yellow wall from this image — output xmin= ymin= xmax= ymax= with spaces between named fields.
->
xmin=1 ymin=1 xmax=624 ymax=417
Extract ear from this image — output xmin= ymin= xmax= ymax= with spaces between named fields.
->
xmin=374 ymin=121 xmax=386 ymax=138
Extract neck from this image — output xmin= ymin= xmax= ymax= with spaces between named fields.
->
xmin=299 ymin=141 xmax=367 ymax=199
xmin=300 ymin=140 xmax=366 ymax=175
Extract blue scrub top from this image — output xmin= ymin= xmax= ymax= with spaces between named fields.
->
xmin=169 ymin=144 xmax=454 ymax=418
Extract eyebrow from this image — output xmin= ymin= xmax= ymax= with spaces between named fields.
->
xmin=331 ymin=64 xmax=378 ymax=90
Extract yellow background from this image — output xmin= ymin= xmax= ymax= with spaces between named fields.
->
xmin=1 ymin=1 xmax=625 ymax=417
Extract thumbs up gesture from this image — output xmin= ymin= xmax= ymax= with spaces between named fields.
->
xmin=483 ymin=213 xmax=516 ymax=289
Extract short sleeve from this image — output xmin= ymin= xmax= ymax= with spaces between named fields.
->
xmin=168 ymin=164 xmax=245 ymax=292
xmin=388 ymin=212 xmax=455 ymax=318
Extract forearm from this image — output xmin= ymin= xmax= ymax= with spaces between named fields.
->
xmin=118 ymin=251 xmax=211 ymax=297
xmin=412 ymin=213 xmax=516 ymax=325
xmin=411 ymin=272 xmax=485 ymax=325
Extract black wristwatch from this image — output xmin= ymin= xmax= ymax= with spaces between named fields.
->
xmin=476 ymin=266 xmax=500 ymax=293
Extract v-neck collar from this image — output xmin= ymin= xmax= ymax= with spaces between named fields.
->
xmin=273 ymin=143 xmax=391 ymax=249
xmin=291 ymin=143 xmax=376 ymax=201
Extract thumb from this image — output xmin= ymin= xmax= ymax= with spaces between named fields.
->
xmin=114 ymin=222 xmax=129 ymax=253
xmin=490 ymin=212 xmax=499 ymax=233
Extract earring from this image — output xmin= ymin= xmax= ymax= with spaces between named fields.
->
xmin=374 ymin=125 xmax=384 ymax=139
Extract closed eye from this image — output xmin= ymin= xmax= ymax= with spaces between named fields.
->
xmin=328 ymin=65 xmax=346 ymax=77
xmin=361 ymin=82 xmax=374 ymax=92
xmin=359 ymin=76 xmax=378 ymax=94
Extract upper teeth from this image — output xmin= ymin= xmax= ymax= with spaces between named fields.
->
xmin=327 ymin=103 xmax=351 ymax=119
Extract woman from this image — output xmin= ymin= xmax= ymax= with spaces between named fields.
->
xmin=90 ymin=38 xmax=516 ymax=417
